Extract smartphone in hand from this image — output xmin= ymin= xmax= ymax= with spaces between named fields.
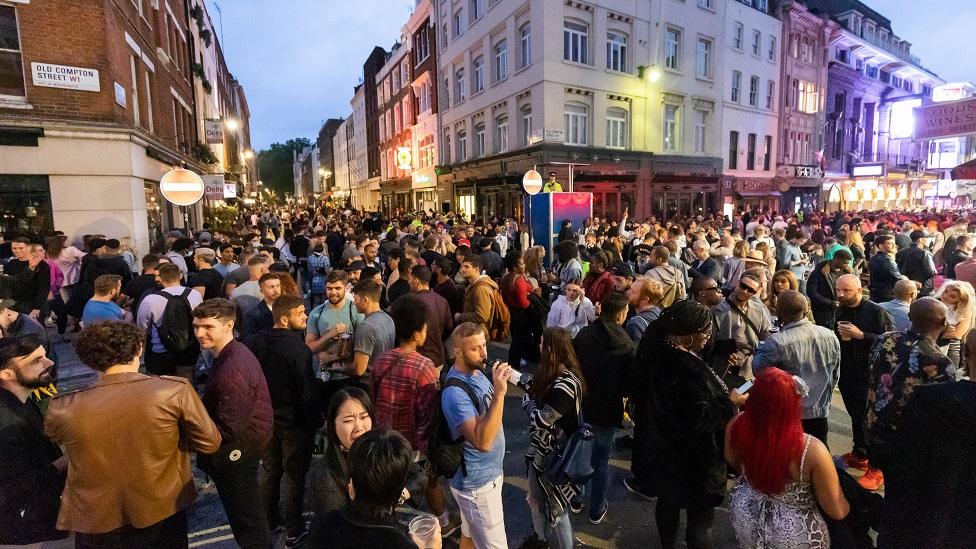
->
xmin=737 ymin=380 xmax=754 ymax=394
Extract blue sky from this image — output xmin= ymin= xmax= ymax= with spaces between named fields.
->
xmin=207 ymin=0 xmax=976 ymax=151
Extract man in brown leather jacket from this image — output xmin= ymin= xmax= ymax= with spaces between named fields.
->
xmin=45 ymin=321 xmax=221 ymax=547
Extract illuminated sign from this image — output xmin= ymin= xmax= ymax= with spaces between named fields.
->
xmin=933 ymin=83 xmax=971 ymax=103
xmin=891 ymin=98 xmax=922 ymax=139
xmin=396 ymin=147 xmax=412 ymax=171
xmin=852 ymin=164 xmax=885 ymax=177
xmin=914 ymin=96 xmax=976 ymax=140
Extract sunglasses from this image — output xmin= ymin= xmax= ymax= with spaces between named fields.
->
xmin=738 ymin=283 xmax=759 ymax=294
xmin=701 ymin=286 xmax=722 ymax=293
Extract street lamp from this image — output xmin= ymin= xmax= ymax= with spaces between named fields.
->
xmin=242 ymin=149 xmax=254 ymax=160
xmin=224 ymin=117 xmax=239 ymax=131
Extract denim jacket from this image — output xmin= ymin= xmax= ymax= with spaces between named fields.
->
xmin=752 ymin=318 xmax=841 ymax=419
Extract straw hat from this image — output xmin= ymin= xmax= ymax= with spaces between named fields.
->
xmin=744 ymin=250 xmax=768 ymax=267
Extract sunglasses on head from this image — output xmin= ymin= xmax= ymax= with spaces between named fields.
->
xmin=738 ymin=283 xmax=758 ymax=294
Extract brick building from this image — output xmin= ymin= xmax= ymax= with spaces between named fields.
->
xmin=0 ymin=0 xmax=250 ymax=254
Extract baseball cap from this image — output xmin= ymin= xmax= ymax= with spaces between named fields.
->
xmin=346 ymin=260 xmax=366 ymax=272
xmin=548 ymin=171 xmax=557 ymax=176
xmin=611 ymin=263 xmax=636 ymax=278
xmin=0 ymin=298 xmax=14 ymax=311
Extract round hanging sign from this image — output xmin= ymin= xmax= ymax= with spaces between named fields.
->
xmin=159 ymin=168 xmax=205 ymax=206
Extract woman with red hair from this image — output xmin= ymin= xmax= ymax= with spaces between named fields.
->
xmin=726 ymin=368 xmax=849 ymax=548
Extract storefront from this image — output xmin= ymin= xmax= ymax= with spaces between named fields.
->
xmin=411 ymin=168 xmax=438 ymax=214
xmin=650 ymin=176 xmax=720 ymax=222
xmin=776 ymin=165 xmax=824 ymax=213
xmin=0 ymin=175 xmax=54 ymax=238
xmin=731 ymin=178 xmax=780 ymax=214
xmin=451 ymin=177 xmax=523 ymax=222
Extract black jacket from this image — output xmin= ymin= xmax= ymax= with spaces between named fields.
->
xmin=573 ymin=318 xmax=636 ymax=428
xmin=632 ymin=337 xmax=736 ymax=507
xmin=836 ymin=300 xmax=893 ymax=386
xmin=895 ymin=245 xmax=936 ymax=296
xmin=123 ymin=273 xmax=162 ymax=314
xmin=5 ymin=259 xmax=50 ymax=314
xmin=868 ymin=253 xmax=901 ymax=302
xmin=944 ymin=249 xmax=970 ymax=280
xmin=689 ymin=257 xmax=721 ymax=282
xmin=806 ymin=261 xmax=848 ymax=329
xmin=81 ymin=254 xmax=133 ymax=287
xmin=0 ymin=388 xmax=65 ymax=545
xmin=310 ymin=507 xmax=416 ymax=549
xmin=240 ymin=302 xmax=274 ymax=340
xmin=242 ymin=328 xmax=318 ymax=432
xmin=879 ymin=381 xmax=976 ymax=549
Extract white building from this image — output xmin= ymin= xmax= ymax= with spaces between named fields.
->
xmin=333 ymin=117 xmax=351 ymax=201
xmin=349 ymin=85 xmax=372 ymax=209
xmin=720 ymin=0 xmax=782 ymax=213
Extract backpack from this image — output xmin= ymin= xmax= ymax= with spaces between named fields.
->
xmin=474 ymin=279 xmax=510 ymax=341
xmin=428 ymin=376 xmax=482 ymax=479
xmin=152 ymin=288 xmax=198 ymax=353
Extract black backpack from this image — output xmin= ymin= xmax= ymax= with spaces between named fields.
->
xmin=428 ymin=377 xmax=481 ymax=479
xmin=151 ymin=288 xmax=198 ymax=353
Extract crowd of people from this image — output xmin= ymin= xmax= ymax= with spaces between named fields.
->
xmin=0 ymin=203 xmax=975 ymax=549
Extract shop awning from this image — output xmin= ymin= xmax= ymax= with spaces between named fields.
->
xmin=737 ymin=191 xmax=781 ymax=198
xmin=952 ymin=158 xmax=976 ymax=180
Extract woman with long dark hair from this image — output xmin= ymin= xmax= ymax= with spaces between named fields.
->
xmin=727 ymin=368 xmax=849 ymax=548
xmin=521 ymin=327 xmax=586 ymax=549
xmin=310 ymin=388 xmax=374 ymax=514
xmin=631 ymin=300 xmax=742 ymax=549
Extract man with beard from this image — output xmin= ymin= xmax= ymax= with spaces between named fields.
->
xmin=0 ymin=335 xmax=66 ymax=545
xmin=306 ymin=270 xmax=363 ymax=371
xmin=834 ymin=274 xmax=893 ymax=482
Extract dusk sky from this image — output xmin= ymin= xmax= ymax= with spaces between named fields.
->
xmin=205 ymin=0 xmax=976 ymax=151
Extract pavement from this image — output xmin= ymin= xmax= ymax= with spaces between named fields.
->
xmin=50 ymin=331 xmax=859 ymax=548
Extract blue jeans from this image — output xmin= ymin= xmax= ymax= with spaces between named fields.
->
xmin=585 ymin=426 xmax=616 ymax=514
xmin=527 ymin=467 xmax=574 ymax=549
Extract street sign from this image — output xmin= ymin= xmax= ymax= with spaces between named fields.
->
xmin=522 ymin=170 xmax=543 ymax=195
xmin=159 ymin=168 xmax=205 ymax=206
xmin=202 ymin=175 xmax=224 ymax=200
xmin=205 ymin=119 xmax=224 ymax=144
xmin=31 ymin=62 xmax=100 ymax=92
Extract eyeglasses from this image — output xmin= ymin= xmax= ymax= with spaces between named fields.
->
xmin=738 ymin=283 xmax=759 ymax=294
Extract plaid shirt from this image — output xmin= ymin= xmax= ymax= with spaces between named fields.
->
xmin=371 ymin=348 xmax=439 ymax=454
xmin=306 ymin=253 xmax=330 ymax=294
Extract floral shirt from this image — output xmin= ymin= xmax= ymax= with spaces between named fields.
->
xmin=866 ymin=331 xmax=954 ymax=462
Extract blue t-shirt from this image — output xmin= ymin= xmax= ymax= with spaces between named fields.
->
xmin=82 ymin=300 xmax=124 ymax=325
xmin=442 ymin=367 xmax=505 ymax=491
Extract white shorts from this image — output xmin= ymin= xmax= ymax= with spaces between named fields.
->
xmin=449 ymin=474 xmax=508 ymax=549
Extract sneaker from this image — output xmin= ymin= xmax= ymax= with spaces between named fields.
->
xmin=840 ymin=452 xmax=869 ymax=472
xmin=285 ymin=529 xmax=309 ymax=548
xmin=589 ymin=500 xmax=608 ymax=525
xmin=858 ymin=468 xmax=884 ymax=491
xmin=623 ymin=477 xmax=655 ymax=502
xmin=440 ymin=514 xmax=462 ymax=538
xmin=568 ymin=499 xmax=583 ymax=514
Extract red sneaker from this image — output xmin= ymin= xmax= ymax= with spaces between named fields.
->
xmin=858 ymin=468 xmax=884 ymax=491
xmin=841 ymin=452 xmax=869 ymax=472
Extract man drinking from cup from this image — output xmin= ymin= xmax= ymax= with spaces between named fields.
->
xmin=834 ymin=274 xmax=894 ymax=475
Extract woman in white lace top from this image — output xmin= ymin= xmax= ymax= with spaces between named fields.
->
xmin=725 ymin=368 xmax=850 ymax=548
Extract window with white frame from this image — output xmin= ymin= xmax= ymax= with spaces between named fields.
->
xmin=453 ymin=10 xmax=463 ymax=38
xmin=733 ymin=23 xmax=743 ymax=51
xmin=495 ymin=115 xmax=509 ymax=153
xmin=763 ymin=135 xmax=772 ymax=170
xmin=756 ymin=0 xmax=768 ymax=12
xmin=731 ymin=70 xmax=741 ymax=102
xmin=393 ymin=103 xmax=402 ymax=133
xmin=564 ymin=102 xmax=588 ymax=145
xmin=144 ymin=71 xmax=154 ymax=132
xmin=665 ymin=28 xmax=680 ymax=70
xmin=663 ymin=104 xmax=679 ymax=151
xmin=696 ymin=38 xmax=711 ymax=78
xmin=768 ymin=36 xmax=776 ymax=61
xmin=747 ymin=133 xmax=756 ymax=170
xmin=469 ymin=0 xmax=483 ymax=23
xmin=521 ymin=104 xmax=533 ymax=146
xmin=697 ymin=0 xmax=712 ymax=8
xmin=749 ymin=75 xmax=759 ymax=106
xmin=443 ymin=130 xmax=452 ymax=163
xmin=606 ymin=31 xmax=627 ymax=72
xmin=494 ymin=41 xmax=507 ymax=82
xmin=606 ymin=107 xmax=627 ymax=149
xmin=519 ymin=23 xmax=531 ymax=68
xmin=415 ymin=25 xmax=430 ymax=64
xmin=472 ymin=56 xmax=484 ymax=93
xmin=563 ymin=21 xmax=588 ymax=64
xmin=752 ymin=30 xmax=761 ymax=56
xmin=454 ymin=68 xmax=465 ymax=103
xmin=729 ymin=130 xmax=739 ymax=169
xmin=129 ymin=54 xmax=141 ymax=126
xmin=457 ymin=130 xmax=467 ymax=161
xmin=766 ymin=80 xmax=775 ymax=109
xmin=694 ymin=110 xmax=707 ymax=154
xmin=474 ymin=122 xmax=486 ymax=157
xmin=0 ymin=6 xmax=25 ymax=98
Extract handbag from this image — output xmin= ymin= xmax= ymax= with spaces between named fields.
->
xmin=543 ymin=387 xmax=595 ymax=485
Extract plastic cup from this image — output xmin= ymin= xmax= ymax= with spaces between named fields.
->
xmin=408 ymin=514 xmax=440 ymax=548
xmin=837 ymin=321 xmax=852 ymax=341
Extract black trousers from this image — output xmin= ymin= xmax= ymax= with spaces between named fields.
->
xmin=507 ymin=310 xmax=540 ymax=367
xmin=655 ymin=499 xmax=716 ymax=549
xmin=206 ymin=451 xmax=272 ymax=549
xmin=838 ymin=376 xmax=869 ymax=458
xmin=144 ymin=348 xmax=194 ymax=377
xmin=802 ymin=417 xmax=829 ymax=448
xmin=260 ymin=428 xmax=314 ymax=537
xmin=75 ymin=509 xmax=187 ymax=549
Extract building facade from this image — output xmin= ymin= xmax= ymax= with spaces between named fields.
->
xmin=774 ymin=0 xmax=836 ymax=212
xmin=806 ymin=0 xmax=945 ymax=211
xmin=0 ymin=0 xmax=250 ymax=254
xmin=721 ymin=0 xmax=783 ymax=214
xmin=405 ymin=0 xmax=443 ymax=213
xmin=377 ymin=42 xmax=415 ymax=213
xmin=348 ymin=84 xmax=371 ymax=209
